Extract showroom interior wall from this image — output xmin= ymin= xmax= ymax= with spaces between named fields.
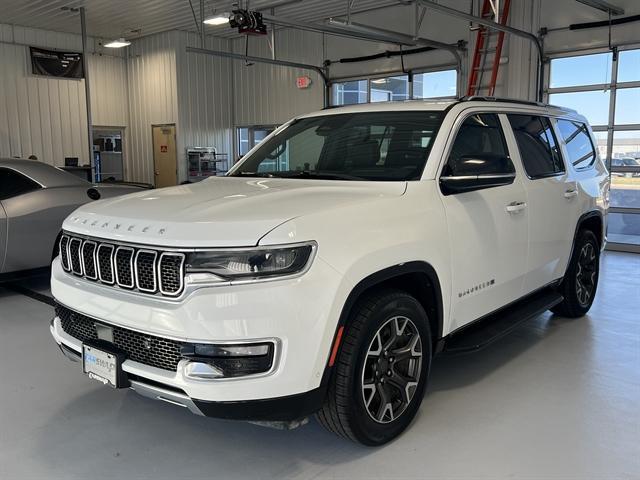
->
xmin=2 ymin=0 xmax=639 ymax=184
xmin=126 ymin=31 xmax=179 ymax=184
xmin=231 ymin=27 xmax=325 ymax=127
xmin=0 ymin=23 xmax=127 ymax=166
xmin=175 ymin=31 xmax=234 ymax=177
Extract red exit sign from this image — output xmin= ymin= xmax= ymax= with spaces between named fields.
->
xmin=296 ymin=76 xmax=312 ymax=89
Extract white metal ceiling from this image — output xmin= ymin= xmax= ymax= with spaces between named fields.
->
xmin=0 ymin=0 xmax=403 ymax=41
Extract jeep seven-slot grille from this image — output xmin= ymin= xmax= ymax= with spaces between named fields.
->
xmin=56 ymin=304 xmax=184 ymax=371
xmin=59 ymin=233 xmax=185 ymax=297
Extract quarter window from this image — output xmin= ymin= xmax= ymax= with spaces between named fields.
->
xmin=508 ymin=115 xmax=565 ymax=178
xmin=0 ymin=168 xmax=41 ymax=201
xmin=444 ymin=113 xmax=513 ymax=176
xmin=556 ymin=120 xmax=596 ymax=170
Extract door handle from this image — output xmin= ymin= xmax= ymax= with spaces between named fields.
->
xmin=564 ymin=189 xmax=578 ymax=199
xmin=506 ymin=201 xmax=527 ymax=214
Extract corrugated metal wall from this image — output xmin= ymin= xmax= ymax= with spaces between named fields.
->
xmin=175 ymin=32 xmax=234 ymax=181
xmin=0 ymin=23 xmax=127 ymax=167
xmin=232 ymin=28 xmax=325 ymax=127
xmin=125 ymin=31 xmax=179 ymax=184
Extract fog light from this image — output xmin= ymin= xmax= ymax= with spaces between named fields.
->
xmin=181 ymin=342 xmax=274 ymax=378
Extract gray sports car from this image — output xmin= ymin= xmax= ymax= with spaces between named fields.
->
xmin=0 ymin=158 xmax=147 ymax=278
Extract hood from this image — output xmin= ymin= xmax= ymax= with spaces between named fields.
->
xmin=63 ymin=177 xmax=406 ymax=247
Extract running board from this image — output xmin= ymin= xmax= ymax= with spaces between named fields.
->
xmin=442 ymin=289 xmax=564 ymax=354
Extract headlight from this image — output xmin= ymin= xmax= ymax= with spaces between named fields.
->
xmin=184 ymin=243 xmax=315 ymax=282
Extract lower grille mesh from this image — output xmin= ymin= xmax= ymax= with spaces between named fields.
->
xmin=57 ymin=305 xmax=184 ymax=371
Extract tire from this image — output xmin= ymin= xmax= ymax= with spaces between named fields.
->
xmin=316 ymin=289 xmax=432 ymax=445
xmin=552 ymin=229 xmax=600 ymax=318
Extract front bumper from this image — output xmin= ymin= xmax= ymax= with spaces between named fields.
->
xmin=50 ymin=314 xmax=324 ymax=421
xmin=49 ymin=253 xmax=349 ymax=420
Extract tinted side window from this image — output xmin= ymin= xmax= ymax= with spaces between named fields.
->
xmin=444 ymin=113 xmax=514 ymax=176
xmin=508 ymin=115 xmax=565 ymax=178
xmin=0 ymin=168 xmax=41 ymax=201
xmin=556 ymin=119 xmax=596 ymax=170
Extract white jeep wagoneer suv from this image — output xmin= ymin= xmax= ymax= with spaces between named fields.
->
xmin=50 ymin=97 xmax=608 ymax=445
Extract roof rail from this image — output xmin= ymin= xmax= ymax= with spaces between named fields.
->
xmin=460 ymin=96 xmax=577 ymax=112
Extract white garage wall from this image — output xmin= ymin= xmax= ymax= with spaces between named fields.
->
xmin=231 ymin=28 xmax=325 ymax=127
xmin=0 ymin=23 xmax=127 ymax=166
xmin=175 ymin=31 xmax=234 ymax=181
xmin=125 ymin=31 xmax=180 ymax=184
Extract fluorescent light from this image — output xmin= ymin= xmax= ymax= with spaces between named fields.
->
xmin=204 ymin=14 xmax=230 ymax=25
xmin=371 ymin=79 xmax=387 ymax=84
xmin=104 ymin=38 xmax=131 ymax=48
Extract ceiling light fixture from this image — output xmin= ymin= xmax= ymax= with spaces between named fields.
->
xmin=104 ymin=38 xmax=131 ymax=48
xmin=203 ymin=14 xmax=230 ymax=25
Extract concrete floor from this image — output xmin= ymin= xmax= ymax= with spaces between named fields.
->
xmin=1 ymin=251 xmax=639 ymax=480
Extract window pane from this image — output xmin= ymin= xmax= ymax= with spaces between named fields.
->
xmin=617 ymin=49 xmax=640 ymax=84
xmin=556 ymin=119 xmax=596 ymax=170
xmin=413 ymin=70 xmax=457 ymax=99
xmin=614 ymin=87 xmax=640 ymax=125
xmin=238 ymin=127 xmax=250 ymax=156
xmin=332 ymin=80 xmax=368 ymax=106
xmin=233 ymin=111 xmax=443 ymax=181
xmin=370 ymin=76 xmax=409 ymax=102
xmin=550 ymin=52 xmax=612 ymax=88
xmin=549 ymin=91 xmax=610 ymax=126
xmin=610 ymin=130 xmax=640 ymax=208
xmin=593 ymin=131 xmax=608 ymax=162
xmin=508 ymin=115 xmax=565 ymax=178
xmin=608 ymin=212 xmax=640 ymax=246
xmin=0 ymin=168 xmax=41 ymax=200
xmin=444 ymin=114 xmax=513 ymax=176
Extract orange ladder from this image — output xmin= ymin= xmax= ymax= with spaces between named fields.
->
xmin=466 ymin=0 xmax=511 ymax=97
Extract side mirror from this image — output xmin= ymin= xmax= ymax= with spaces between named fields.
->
xmin=87 ymin=187 xmax=101 ymax=200
xmin=440 ymin=154 xmax=515 ymax=195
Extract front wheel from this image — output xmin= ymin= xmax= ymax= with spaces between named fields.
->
xmin=552 ymin=229 xmax=600 ymax=318
xmin=316 ymin=290 xmax=432 ymax=445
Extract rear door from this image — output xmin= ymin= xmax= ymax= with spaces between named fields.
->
xmin=439 ymin=112 xmax=529 ymax=331
xmin=505 ymin=114 xmax=580 ymax=294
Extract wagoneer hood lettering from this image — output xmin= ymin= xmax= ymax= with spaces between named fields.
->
xmin=63 ymin=177 xmax=406 ymax=247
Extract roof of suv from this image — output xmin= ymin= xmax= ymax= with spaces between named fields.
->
xmin=304 ymin=96 xmax=581 ymax=120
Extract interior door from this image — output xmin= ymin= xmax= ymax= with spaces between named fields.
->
xmin=152 ymin=124 xmax=177 ymax=187
xmin=439 ymin=112 xmax=529 ymax=331
xmin=505 ymin=114 xmax=579 ymax=294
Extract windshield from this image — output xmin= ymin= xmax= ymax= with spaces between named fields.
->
xmin=230 ymin=111 xmax=443 ymax=181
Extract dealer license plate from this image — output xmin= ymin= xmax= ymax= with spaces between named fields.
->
xmin=82 ymin=344 xmax=120 ymax=388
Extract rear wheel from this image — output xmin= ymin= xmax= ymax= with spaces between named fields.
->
xmin=552 ymin=229 xmax=600 ymax=318
xmin=316 ymin=289 xmax=432 ymax=445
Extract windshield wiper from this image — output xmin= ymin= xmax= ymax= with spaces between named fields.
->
xmin=274 ymin=171 xmax=363 ymax=181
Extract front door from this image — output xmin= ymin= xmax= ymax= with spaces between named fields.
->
xmin=439 ymin=112 xmax=529 ymax=331
xmin=152 ymin=124 xmax=177 ymax=187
